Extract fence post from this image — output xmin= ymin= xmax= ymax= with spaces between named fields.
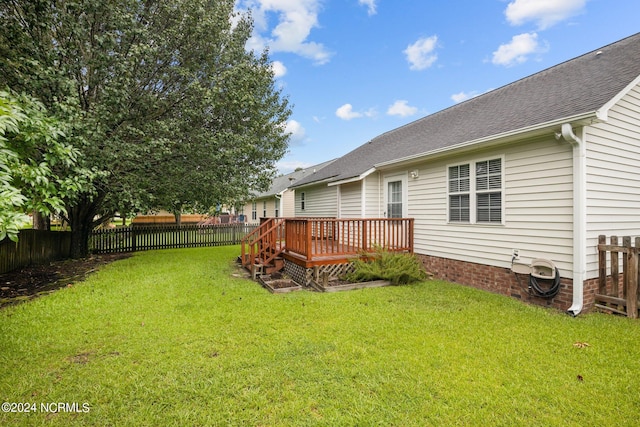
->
xmin=623 ymin=236 xmax=631 ymax=298
xmin=627 ymin=239 xmax=638 ymax=319
xmin=611 ymin=236 xmax=619 ymax=296
xmin=598 ymin=235 xmax=606 ymax=294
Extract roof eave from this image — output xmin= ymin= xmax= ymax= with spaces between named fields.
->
xmin=327 ymin=168 xmax=376 ymax=186
xmin=374 ymin=111 xmax=601 ymax=169
xmin=290 ymin=175 xmax=339 ymax=189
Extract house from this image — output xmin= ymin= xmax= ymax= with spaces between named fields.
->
xmin=243 ymin=159 xmax=335 ymax=224
xmin=290 ymin=32 xmax=640 ymax=314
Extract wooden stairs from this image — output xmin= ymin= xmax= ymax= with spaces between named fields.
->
xmin=241 ymin=218 xmax=286 ymax=279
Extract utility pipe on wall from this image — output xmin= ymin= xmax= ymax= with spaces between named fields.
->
xmin=557 ymin=123 xmax=587 ymax=316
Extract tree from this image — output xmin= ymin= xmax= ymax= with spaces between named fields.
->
xmin=0 ymin=90 xmax=84 ymax=241
xmin=0 ymin=0 xmax=291 ymax=257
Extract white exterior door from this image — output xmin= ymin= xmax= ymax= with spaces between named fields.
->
xmin=384 ymin=174 xmax=407 ymax=218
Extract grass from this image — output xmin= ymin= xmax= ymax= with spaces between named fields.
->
xmin=1 ymin=246 xmax=639 ymax=426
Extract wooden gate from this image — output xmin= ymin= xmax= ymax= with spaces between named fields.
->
xmin=596 ymin=235 xmax=639 ymax=318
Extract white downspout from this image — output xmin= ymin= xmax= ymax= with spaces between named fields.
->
xmin=558 ymin=123 xmax=586 ymax=316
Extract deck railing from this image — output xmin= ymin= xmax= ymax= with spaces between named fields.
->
xmin=284 ymin=218 xmax=414 ymax=260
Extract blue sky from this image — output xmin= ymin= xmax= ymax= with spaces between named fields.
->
xmin=234 ymin=0 xmax=640 ymax=174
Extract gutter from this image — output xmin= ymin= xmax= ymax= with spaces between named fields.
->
xmin=557 ymin=123 xmax=587 ymax=316
xmin=374 ymin=112 xmax=599 ymax=169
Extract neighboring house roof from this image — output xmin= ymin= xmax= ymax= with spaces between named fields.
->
xmin=253 ymin=159 xmax=336 ymax=198
xmin=293 ymin=32 xmax=640 ymax=187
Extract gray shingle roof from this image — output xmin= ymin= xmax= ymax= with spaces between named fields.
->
xmin=254 ymin=159 xmax=336 ymax=198
xmin=294 ymin=32 xmax=640 ymax=187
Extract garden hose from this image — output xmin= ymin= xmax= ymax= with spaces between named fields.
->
xmin=528 ymin=267 xmax=561 ymax=298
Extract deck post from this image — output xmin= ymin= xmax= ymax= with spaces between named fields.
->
xmin=362 ymin=220 xmax=368 ymax=252
xmin=305 ymin=219 xmax=313 ymax=260
xmin=409 ymin=218 xmax=414 ymax=253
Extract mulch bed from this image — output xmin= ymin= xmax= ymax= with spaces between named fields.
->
xmin=0 ymin=253 xmax=131 ymax=308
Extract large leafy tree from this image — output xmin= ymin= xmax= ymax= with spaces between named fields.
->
xmin=0 ymin=0 xmax=291 ymax=257
xmin=0 ymin=90 xmax=86 ymax=241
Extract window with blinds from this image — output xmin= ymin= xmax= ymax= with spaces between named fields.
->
xmin=448 ymin=158 xmax=502 ymax=224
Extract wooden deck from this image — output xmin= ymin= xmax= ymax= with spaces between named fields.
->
xmin=241 ymin=217 xmax=414 ymax=271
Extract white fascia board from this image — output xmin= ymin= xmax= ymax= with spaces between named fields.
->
xmin=596 ymin=73 xmax=640 ymax=121
xmin=374 ymin=112 xmax=599 ymax=169
xmin=290 ymin=176 xmax=339 ymax=189
xmin=327 ymin=168 xmax=377 ymax=187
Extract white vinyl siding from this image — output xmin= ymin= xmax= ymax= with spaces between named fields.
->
xmin=364 ymin=173 xmax=382 ymax=217
xmin=585 ymin=83 xmax=640 ymax=279
xmin=338 ymin=181 xmax=361 ymax=218
xmin=280 ymin=189 xmax=296 ymax=218
xmin=408 ymin=137 xmax=574 ymax=276
xmin=295 ymin=184 xmax=338 ymax=217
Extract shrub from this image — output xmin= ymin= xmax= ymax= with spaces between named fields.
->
xmin=345 ymin=247 xmax=429 ymax=285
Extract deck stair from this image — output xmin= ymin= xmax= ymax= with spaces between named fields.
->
xmin=241 ymin=218 xmax=286 ymax=277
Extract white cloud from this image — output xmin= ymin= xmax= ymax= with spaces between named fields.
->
xmin=358 ymin=0 xmax=377 ymax=16
xmin=239 ymin=0 xmax=332 ymax=65
xmin=284 ymin=120 xmax=306 ymax=144
xmin=336 ymin=104 xmax=362 ymax=120
xmin=335 ymin=104 xmax=376 ymax=120
xmin=271 ymin=60 xmax=287 ymax=78
xmin=492 ymin=32 xmax=545 ymax=66
xmin=505 ymin=0 xmax=586 ymax=30
xmin=387 ymin=100 xmax=418 ymax=117
xmin=451 ymin=91 xmax=479 ymax=103
xmin=404 ymin=35 xmax=439 ymax=71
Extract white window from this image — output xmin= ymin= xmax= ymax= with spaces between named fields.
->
xmin=448 ymin=158 xmax=503 ymax=224
xmin=448 ymin=164 xmax=470 ymax=222
xmin=387 ymin=180 xmax=403 ymax=218
xmin=275 ymin=199 xmax=280 ymax=217
xmin=251 ymin=202 xmax=257 ymax=220
xmin=263 ymin=201 xmax=267 ymax=218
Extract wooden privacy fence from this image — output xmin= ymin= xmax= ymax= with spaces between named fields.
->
xmin=0 ymin=230 xmax=71 ymax=274
xmin=90 ymin=223 xmax=257 ymax=254
xmin=596 ymin=235 xmax=639 ymax=318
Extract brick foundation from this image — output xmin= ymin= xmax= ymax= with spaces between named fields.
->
xmin=417 ymin=254 xmax=596 ymax=312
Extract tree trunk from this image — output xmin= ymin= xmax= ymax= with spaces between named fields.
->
xmin=68 ymin=196 xmax=99 ymax=259
xmin=32 ymin=211 xmax=51 ymax=230
xmin=174 ymin=211 xmax=182 ymax=227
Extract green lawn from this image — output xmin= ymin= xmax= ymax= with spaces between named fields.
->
xmin=1 ymin=246 xmax=639 ymax=426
